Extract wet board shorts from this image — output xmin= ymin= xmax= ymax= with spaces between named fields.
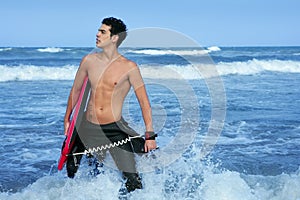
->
xmin=75 ymin=116 xmax=145 ymax=173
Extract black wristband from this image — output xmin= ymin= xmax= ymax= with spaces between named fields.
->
xmin=145 ymin=131 xmax=157 ymax=140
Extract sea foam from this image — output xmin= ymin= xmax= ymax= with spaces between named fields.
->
xmin=217 ymin=59 xmax=300 ymax=75
xmin=128 ymin=46 xmax=221 ymax=56
xmin=0 ymin=160 xmax=299 ymax=200
xmin=0 ymin=59 xmax=300 ymax=82
xmin=0 ymin=48 xmax=12 ymax=52
xmin=0 ymin=65 xmax=77 ymax=82
xmin=37 ymin=47 xmax=65 ymax=53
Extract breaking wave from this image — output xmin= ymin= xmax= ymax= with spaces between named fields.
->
xmin=0 ymin=59 xmax=300 ymax=82
xmin=37 ymin=47 xmax=65 ymax=53
xmin=128 ymin=46 xmax=221 ymax=56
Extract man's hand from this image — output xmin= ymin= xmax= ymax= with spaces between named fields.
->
xmin=144 ymin=140 xmax=157 ymax=152
xmin=64 ymin=120 xmax=70 ymax=136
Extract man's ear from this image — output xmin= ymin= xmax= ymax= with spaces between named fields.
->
xmin=111 ymin=35 xmax=119 ymax=44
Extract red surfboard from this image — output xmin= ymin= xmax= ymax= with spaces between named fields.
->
xmin=58 ymin=77 xmax=91 ymax=170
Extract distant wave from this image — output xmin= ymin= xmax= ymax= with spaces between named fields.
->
xmin=206 ymin=46 xmax=221 ymax=52
xmin=0 ymin=47 xmax=12 ymax=52
xmin=37 ymin=47 xmax=65 ymax=53
xmin=128 ymin=46 xmax=221 ymax=56
xmin=142 ymin=59 xmax=300 ymax=79
xmin=0 ymin=64 xmax=77 ymax=82
xmin=217 ymin=59 xmax=300 ymax=75
xmin=1 ymin=59 xmax=299 ymax=82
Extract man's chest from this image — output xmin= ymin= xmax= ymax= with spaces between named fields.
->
xmin=92 ymin=65 xmax=130 ymax=89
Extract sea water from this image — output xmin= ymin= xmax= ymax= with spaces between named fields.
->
xmin=0 ymin=46 xmax=299 ymax=199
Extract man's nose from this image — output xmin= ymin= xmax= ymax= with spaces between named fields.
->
xmin=96 ymin=31 xmax=101 ymax=37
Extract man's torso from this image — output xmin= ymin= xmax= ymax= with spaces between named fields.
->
xmin=85 ymin=53 xmax=135 ymax=125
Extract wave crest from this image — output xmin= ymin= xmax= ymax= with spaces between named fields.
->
xmin=128 ymin=46 xmax=221 ymax=56
xmin=0 ymin=48 xmax=12 ymax=52
xmin=217 ymin=59 xmax=300 ymax=75
xmin=0 ymin=59 xmax=299 ymax=82
xmin=0 ymin=65 xmax=77 ymax=82
xmin=37 ymin=47 xmax=65 ymax=53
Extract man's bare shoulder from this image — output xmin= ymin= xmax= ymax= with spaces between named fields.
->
xmin=120 ymin=56 xmax=138 ymax=70
xmin=80 ymin=53 xmax=95 ymax=64
xmin=84 ymin=52 xmax=102 ymax=61
xmin=80 ymin=52 xmax=103 ymax=68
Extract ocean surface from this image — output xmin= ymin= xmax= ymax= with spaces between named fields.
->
xmin=0 ymin=46 xmax=299 ymax=200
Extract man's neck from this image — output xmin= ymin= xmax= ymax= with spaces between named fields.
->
xmin=101 ymin=45 xmax=120 ymax=62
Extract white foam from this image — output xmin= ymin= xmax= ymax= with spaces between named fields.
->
xmin=0 ymin=47 xmax=12 ymax=52
xmin=217 ymin=59 xmax=300 ymax=75
xmin=207 ymin=46 xmax=221 ymax=52
xmin=1 ymin=59 xmax=300 ymax=82
xmin=0 ymin=65 xmax=77 ymax=82
xmin=37 ymin=47 xmax=64 ymax=53
xmin=128 ymin=46 xmax=221 ymax=56
xmin=141 ymin=59 xmax=300 ymax=79
xmin=1 ymin=162 xmax=299 ymax=200
xmin=140 ymin=65 xmax=204 ymax=79
xmin=201 ymin=170 xmax=257 ymax=200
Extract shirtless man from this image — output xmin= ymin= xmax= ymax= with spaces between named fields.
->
xmin=63 ymin=17 xmax=157 ymax=192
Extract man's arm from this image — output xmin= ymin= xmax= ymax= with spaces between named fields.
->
xmin=134 ymin=85 xmax=153 ymax=132
xmin=128 ymin=64 xmax=157 ymax=152
xmin=64 ymin=56 xmax=89 ymax=135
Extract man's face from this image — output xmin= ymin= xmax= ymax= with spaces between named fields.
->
xmin=96 ymin=24 xmax=112 ymax=48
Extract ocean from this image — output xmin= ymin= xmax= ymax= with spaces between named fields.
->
xmin=0 ymin=46 xmax=299 ymax=200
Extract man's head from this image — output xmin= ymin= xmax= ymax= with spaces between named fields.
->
xmin=101 ymin=17 xmax=127 ymax=47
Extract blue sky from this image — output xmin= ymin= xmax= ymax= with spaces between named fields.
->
xmin=0 ymin=0 xmax=299 ymax=47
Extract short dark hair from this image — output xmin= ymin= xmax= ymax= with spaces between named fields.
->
xmin=102 ymin=17 xmax=127 ymax=47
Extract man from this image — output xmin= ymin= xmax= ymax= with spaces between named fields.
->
xmin=63 ymin=17 xmax=157 ymax=193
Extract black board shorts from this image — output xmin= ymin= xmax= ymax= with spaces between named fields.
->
xmin=75 ymin=116 xmax=145 ymax=173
